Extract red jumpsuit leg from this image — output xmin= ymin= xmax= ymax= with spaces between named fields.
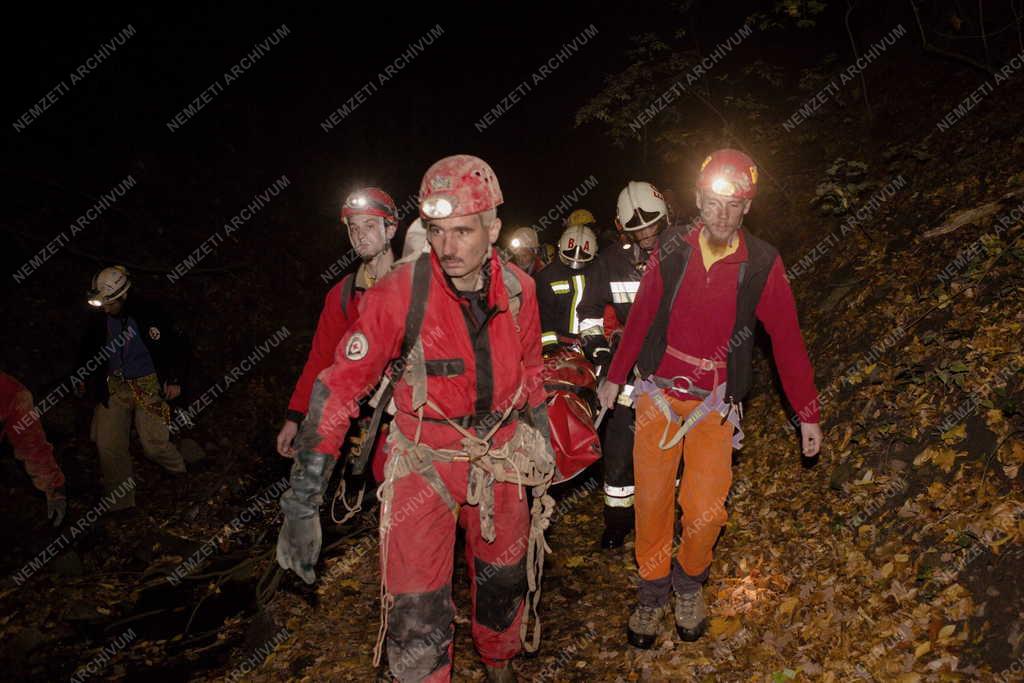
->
xmin=383 ymin=462 xmax=460 ymax=682
xmin=462 ymin=478 xmax=530 ymax=667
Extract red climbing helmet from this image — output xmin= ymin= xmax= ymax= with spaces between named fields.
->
xmin=697 ymin=149 xmax=759 ymax=199
xmin=418 ymin=154 xmax=504 ymax=220
xmin=341 ymin=187 xmax=398 ymax=225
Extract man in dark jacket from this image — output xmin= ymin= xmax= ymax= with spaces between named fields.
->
xmin=577 ymin=183 xmax=667 ymax=549
xmin=534 ymin=210 xmax=599 ymax=350
xmin=77 ymin=266 xmax=189 ymax=510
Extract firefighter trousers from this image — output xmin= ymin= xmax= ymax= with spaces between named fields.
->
xmin=601 ymin=403 xmax=635 ymax=508
xmin=383 ymin=458 xmax=529 ymax=682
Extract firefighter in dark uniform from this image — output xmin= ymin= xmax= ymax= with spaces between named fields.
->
xmin=535 ymin=210 xmax=599 ymax=350
xmin=577 ymin=182 xmax=668 ymax=548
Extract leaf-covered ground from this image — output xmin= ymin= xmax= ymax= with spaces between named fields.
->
xmin=214 ymin=89 xmax=1024 ymax=680
xmin=3 ymin=29 xmax=1024 ymax=683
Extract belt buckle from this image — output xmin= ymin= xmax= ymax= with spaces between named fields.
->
xmin=669 ymin=375 xmax=695 ymax=393
xmin=698 ymin=359 xmax=715 ymax=372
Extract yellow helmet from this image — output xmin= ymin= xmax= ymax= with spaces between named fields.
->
xmin=566 ymin=209 xmax=596 ymax=228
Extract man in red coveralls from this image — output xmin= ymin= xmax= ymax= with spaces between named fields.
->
xmin=277 ymin=155 xmax=555 ymax=682
xmin=1 ymin=371 xmax=67 ymax=526
xmin=598 ymin=149 xmax=824 ymax=647
xmin=275 ymin=188 xmax=398 ymax=457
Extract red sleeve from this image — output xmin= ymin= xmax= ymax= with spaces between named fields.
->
xmin=286 ymin=278 xmax=352 ymax=421
xmin=755 ymin=255 xmax=820 ymax=423
xmin=1 ymin=377 xmax=65 ymax=500
xmin=302 ymin=275 xmax=405 ymax=459
xmin=608 ymin=250 xmax=663 ymax=385
xmin=517 ymin=275 xmax=546 ymax=409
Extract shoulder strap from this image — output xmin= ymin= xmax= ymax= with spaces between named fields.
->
xmin=350 ymin=256 xmax=430 ymax=473
xmin=401 ymin=253 xmax=433 ymax=358
xmin=500 ymin=263 xmax=522 ymax=323
xmin=339 ymin=273 xmax=356 ymax=318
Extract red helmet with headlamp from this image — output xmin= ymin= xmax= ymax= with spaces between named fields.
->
xmin=697 ymin=149 xmax=759 ymax=199
xmin=341 ymin=187 xmax=398 ymax=225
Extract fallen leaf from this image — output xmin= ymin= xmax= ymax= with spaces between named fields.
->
xmin=709 ymin=616 xmax=741 ymax=638
xmin=932 ymin=448 xmax=960 ymax=473
xmin=940 ymin=423 xmax=966 ymax=445
xmin=914 ymin=641 xmax=931 ymax=658
xmin=778 ymin=597 xmax=799 ymax=617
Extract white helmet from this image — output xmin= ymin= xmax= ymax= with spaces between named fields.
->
xmin=615 ymin=181 xmax=668 ymax=232
xmin=557 ymin=225 xmax=598 ymax=269
xmin=508 ymin=227 xmax=539 ymax=251
xmin=88 ymin=266 xmax=131 ymax=307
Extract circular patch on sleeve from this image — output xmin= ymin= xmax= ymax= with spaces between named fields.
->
xmin=345 ymin=332 xmax=369 ymax=360
xmin=148 ymin=326 xmax=161 ymax=340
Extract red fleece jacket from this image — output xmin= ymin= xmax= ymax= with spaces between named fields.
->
xmin=609 ymin=226 xmax=820 ymax=423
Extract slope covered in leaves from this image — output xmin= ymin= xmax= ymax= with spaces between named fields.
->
xmin=227 ymin=66 xmax=1024 ymax=683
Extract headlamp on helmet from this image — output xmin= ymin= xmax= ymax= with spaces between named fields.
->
xmin=421 ymin=196 xmax=455 ymax=219
xmin=711 ymin=177 xmax=737 ymax=196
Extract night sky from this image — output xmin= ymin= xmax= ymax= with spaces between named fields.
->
xmin=5 ymin=2 xmax=697 ymax=246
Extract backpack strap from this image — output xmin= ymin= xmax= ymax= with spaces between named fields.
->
xmin=500 ymin=263 xmax=522 ymax=332
xmin=339 ymin=273 xmax=356 ymax=319
xmin=401 ymin=253 xmax=433 ymax=411
xmin=350 ymin=253 xmax=431 ymax=472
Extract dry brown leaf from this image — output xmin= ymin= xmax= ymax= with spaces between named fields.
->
xmin=778 ymin=597 xmax=799 ymax=617
xmin=940 ymin=424 xmax=966 ymax=445
xmin=708 ymin=616 xmax=741 ymax=638
xmin=932 ymin=449 xmax=961 ymax=473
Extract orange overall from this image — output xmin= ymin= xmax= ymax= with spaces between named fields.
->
xmin=633 ymin=393 xmax=734 ymax=586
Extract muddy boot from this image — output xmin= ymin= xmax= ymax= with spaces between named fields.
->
xmin=600 ymin=505 xmax=634 ymax=549
xmin=674 ymin=587 xmax=708 ymax=641
xmin=485 ymin=662 xmax=517 ymax=682
xmin=627 ymin=603 xmax=668 ymax=649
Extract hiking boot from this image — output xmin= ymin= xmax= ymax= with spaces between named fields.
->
xmin=484 ymin=662 xmax=517 ymax=682
xmin=674 ymin=587 xmax=708 ymax=641
xmin=627 ymin=603 xmax=668 ymax=649
xmin=600 ymin=526 xmax=629 ymax=549
xmin=600 ymin=505 xmax=634 ymax=550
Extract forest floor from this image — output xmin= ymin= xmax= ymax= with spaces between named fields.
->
xmin=2 ymin=48 xmax=1024 ymax=683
